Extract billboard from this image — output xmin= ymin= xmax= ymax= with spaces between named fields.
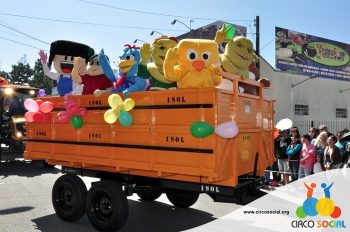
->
xmin=275 ymin=27 xmax=350 ymax=81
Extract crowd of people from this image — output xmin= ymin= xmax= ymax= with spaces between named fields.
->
xmin=270 ymin=125 xmax=350 ymax=186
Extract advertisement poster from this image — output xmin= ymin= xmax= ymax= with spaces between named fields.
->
xmin=275 ymin=27 xmax=350 ymax=81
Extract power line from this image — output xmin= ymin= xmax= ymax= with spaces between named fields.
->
xmin=260 ymin=38 xmax=275 ymax=51
xmin=77 ymin=0 xmax=253 ymax=22
xmin=0 ymin=21 xmax=49 ymax=45
xmin=0 ymin=12 xmax=186 ymax=32
xmin=0 ymin=36 xmax=48 ymax=51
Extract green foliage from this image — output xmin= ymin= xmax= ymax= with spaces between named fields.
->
xmin=0 ymin=70 xmax=9 ymax=80
xmin=8 ymin=55 xmax=33 ymax=85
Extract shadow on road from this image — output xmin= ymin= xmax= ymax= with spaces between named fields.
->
xmin=33 ymin=198 xmax=217 ymax=232
xmin=0 ymin=206 xmax=34 ymax=215
xmin=0 ymin=160 xmax=60 ymax=179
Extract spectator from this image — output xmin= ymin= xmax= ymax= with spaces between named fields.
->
xmin=308 ymin=127 xmax=318 ymax=143
xmin=274 ymin=129 xmax=291 ymax=185
xmin=299 ymin=134 xmax=316 ymax=179
xmin=290 ymin=126 xmax=300 ymax=137
xmin=313 ymin=154 xmax=324 ymax=173
xmin=324 ymin=135 xmax=342 ymax=170
xmin=313 ymin=131 xmax=328 ymax=166
xmin=335 ymin=130 xmax=347 ymax=158
xmin=319 ymin=125 xmax=333 ymax=137
xmin=286 ymin=134 xmax=301 ymax=182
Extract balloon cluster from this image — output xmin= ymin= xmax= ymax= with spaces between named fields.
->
xmin=104 ymin=94 xmax=135 ymax=127
xmin=56 ymin=100 xmax=88 ymax=129
xmin=190 ymin=121 xmax=239 ymax=139
xmin=24 ymin=99 xmax=53 ymax=123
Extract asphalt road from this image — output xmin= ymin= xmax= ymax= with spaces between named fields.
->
xmin=0 ymin=159 xmax=241 ymax=232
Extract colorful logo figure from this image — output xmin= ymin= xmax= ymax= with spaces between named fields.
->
xmin=296 ymin=182 xmax=342 ymax=219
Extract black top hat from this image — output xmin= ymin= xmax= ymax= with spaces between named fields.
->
xmin=48 ymin=40 xmax=95 ymax=67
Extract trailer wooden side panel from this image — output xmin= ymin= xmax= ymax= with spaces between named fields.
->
xmin=25 ymin=80 xmax=274 ymax=187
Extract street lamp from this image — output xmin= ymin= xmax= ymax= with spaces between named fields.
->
xmin=291 ymin=74 xmax=317 ymax=88
xmin=150 ymin=31 xmax=164 ymax=36
xmin=133 ymin=39 xmax=146 ymax=44
xmin=171 ymin=19 xmax=193 ymax=31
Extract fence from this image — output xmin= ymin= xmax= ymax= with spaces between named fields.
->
xmin=293 ymin=121 xmax=350 ymax=135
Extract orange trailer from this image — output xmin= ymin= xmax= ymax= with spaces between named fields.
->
xmin=24 ymin=74 xmax=275 ymax=231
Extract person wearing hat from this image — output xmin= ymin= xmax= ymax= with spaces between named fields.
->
xmin=38 ymin=40 xmax=95 ymax=96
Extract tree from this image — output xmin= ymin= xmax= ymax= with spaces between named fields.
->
xmin=8 ymin=55 xmax=33 ymax=85
xmin=29 ymin=59 xmax=54 ymax=94
xmin=0 ymin=70 xmax=10 ymax=82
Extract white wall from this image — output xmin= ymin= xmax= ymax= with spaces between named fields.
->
xmin=260 ymin=58 xmax=350 ymax=134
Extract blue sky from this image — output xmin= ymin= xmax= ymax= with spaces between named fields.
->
xmin=0 ymin=0 xmax=349 ymax=73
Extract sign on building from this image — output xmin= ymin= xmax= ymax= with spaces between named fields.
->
xmin=275 ymin=27 xmax=350 ymax=81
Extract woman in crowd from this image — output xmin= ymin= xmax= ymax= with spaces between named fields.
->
xmin=308 ymin=127 xmax=318 ymax=143
xmin=324 ymin=135 xmax=342 ymax=170
xmin=299 ymin=134 xmax=316 ymax=178
xmin=286 ymin=134 xmax=301 ymax=182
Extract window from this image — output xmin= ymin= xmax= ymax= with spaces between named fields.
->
xmin=294 ymin=104 xmax=309 ymax=115
xmin=336 ymin=108 xmax=347 ymax=118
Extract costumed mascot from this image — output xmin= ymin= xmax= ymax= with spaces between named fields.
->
xmin=38 ymin=40 xmax=95 ymax=96
xmin=214 ymin=25 xmax=270 ymax=87
xmin=100 ymin=44 xmax=148 ymax=98
xmin=138 ymin=36 xmax=178 ymax=90
xmin=163 ymin=39 xmax=222 ymax=89
xmin=71 ymin=54 xmax=113 ymax=96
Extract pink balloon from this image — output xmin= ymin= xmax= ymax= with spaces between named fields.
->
xmin=64 ymin=100 xmax=76 ymax=111
xmin=24 ymin=99 xmax=39 ymax=112
xmin=36 ymin=99 xmax=44 ymax=107
xmin=33 ymin=112 xmax=44 ymax=122
xmin=56 ymin=111 xmax=70 ymax=123
xmin=39 ymin=101 xmax=54 ymax=113
xmin=24 ymin=111 xmax=35 ymax=122
xmin=65 ymin=100 xmax=80 ymax=115
xmin=215 ymin=122 xmax=239 ymax=139
xmin=78 ymin=108 xmax=88 ymax=117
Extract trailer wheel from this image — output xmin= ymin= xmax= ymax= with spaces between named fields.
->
xmin=86 ymin=180 xmax=128 ymax=232
xmin=166 ymin=190 xmax=199 ymax=208
xmin=52 ymin=174 xmax=87 ymax=221
xmin=137 ymin=191 xmax=162 ymax=201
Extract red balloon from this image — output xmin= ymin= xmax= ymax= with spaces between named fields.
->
xmin=39 ymin=101 xmax=54 ymax=113
xmin=64 ymin=100 xmax=76 ymax=111
xmin=331 ymin=206 xmax=342 ymax=218
xmin=24 ymin=111 xmax=35 ymax=122
xmin=33 ymin=112 xmax=44 ymax=122
xmin=36 ymin=99 xmax=44 ymax=107
xmin=78 ymin=108 xmax=88 ymax=117
xmin=56 ymin=111 xmax=70 ymax=123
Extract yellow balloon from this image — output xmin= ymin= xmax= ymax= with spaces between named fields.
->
xmin=104 ymin=109 xmax=118 ymax=124
xmin=122 ymin=98 xmax=135 ymax=111
xmin=316 ymin=197 xmax=335 ymax=216
xmin=108 ymin=94 xmax=123 ymax=109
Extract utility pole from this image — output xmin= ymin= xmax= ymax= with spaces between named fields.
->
xmin=255 ymin=16 xmax=260 ymax=78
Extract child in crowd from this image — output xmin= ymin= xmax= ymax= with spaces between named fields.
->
xmin=313 ymin=154 xmax=323 ymax=173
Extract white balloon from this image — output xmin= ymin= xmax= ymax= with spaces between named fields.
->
xmin=275 ymin=118 xmax=293 ymax=130
xmin=215 ymin=122 xmax=239 ymax=139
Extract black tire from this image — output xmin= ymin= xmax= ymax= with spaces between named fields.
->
xmin=166 ymin=190 xmax=199 ymax=208
xmin=137 ymin=191 xmax=162 ymax=201
xmin=52 ymin=174 xmax=87 ymax=221
xmin=86 ymin=180 xmax=128 ymax=232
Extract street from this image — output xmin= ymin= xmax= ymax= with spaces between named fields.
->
xmin=0 ymin=159 xmax=241 ymax=232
